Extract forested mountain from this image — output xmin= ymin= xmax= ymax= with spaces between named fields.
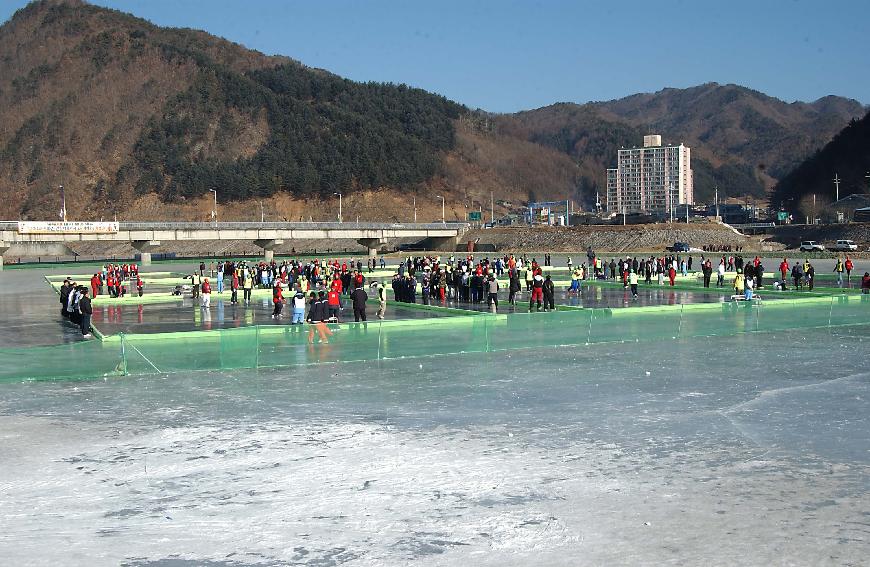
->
xmin=771 ymin=111 xmax=870 ymax=210
xmin=0 ymin=1 xmax=864 ymax=220
xmin=0 ymin=0 xmax=489 ymax=219
xmin=495 ymin=84 xmax=865 ymax=203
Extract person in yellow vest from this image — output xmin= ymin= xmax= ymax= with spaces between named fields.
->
xmin=569 ymin=267 xmax=582 ymax=293
xmin=733 ymin=269 xmax=745 ymax=298
xmin=834 ymin=258 xmax=845 ymax=288
xmin=242 ymin=270 xmax=253 ymax=305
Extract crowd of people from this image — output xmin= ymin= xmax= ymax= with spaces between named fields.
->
xmin=87 ymin=263 xmax=144 ymax=299
xmin=188 ymin=257 xmax=392 ymax=329
xmin=58 ymin=278 xmax=93 ymax=338
xmin=57 ymin=252 xmax=869 ymax=341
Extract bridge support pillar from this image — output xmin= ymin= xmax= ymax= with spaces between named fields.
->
xmin=357 ymin=238 xmax=382 ymax=257
xmin=0 ymin=241 xmax=9 ymax=271
xmin=255 ymin=239 xmax=284 ymax=262
xmin=428 ymin=236 xmax=459 ymax=252
xmin=132 ymin=240 xmax=161 ymax=265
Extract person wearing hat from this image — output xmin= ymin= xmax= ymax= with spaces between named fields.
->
xmin=542 ymin=274 xmax=555 ymax=311
xmin=350 ymin=283 xmax=368 ymax=322
xmin=291 ymin=286 xmax=307 ymax=324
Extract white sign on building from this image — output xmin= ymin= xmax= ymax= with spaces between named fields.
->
xmin=17 ymin=221 xmax=120 ymax=234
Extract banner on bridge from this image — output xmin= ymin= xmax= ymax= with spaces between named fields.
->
xmin=17 ymin=221 xmax=120 ymax=234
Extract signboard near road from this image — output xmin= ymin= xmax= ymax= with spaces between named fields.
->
xmin=467 ymin=212 xmax=482 ymax=221
xmin=17 ymin=221 xmax=120 ymax=234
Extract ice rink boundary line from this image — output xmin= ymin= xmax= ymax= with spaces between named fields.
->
xmin=112 ymin=320 xmax=870 ymax=380
xmin=3 ymin=316 xmax=868 ymax=383
xmin=91 ymin=293 xmax=869 ymax=342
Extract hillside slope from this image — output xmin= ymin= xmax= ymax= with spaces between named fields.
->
xmin=496 ymin=83 xmax=865 ymax=203
xmin=771 ymin=111 xmax=870 ymax=210
xmin=0 ymin=0 xmax=579 ymax=221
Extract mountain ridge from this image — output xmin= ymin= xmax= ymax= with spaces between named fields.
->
xmin=0 ymin=0 xmax=865 ymax=220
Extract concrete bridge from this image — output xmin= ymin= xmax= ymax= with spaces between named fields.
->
xmin=0 ymin=221 xmax=469 ymax=267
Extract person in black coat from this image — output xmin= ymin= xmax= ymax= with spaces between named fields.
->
xmin=350 ymin=285 xmax=368 ymax=322
xmin=79 ymin=288 xmax=93 ymax=337
xmin=59 ymin=279 xmax=72 ymax=318
xmin=542 ymin=275 xmax=555 ymax=311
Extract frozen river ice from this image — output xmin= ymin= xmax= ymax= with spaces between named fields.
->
xmin=1 ymin=323 xmax=869 ymax=565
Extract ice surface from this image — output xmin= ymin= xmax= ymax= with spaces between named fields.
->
xmin=1 ymin=325 xmax=868 ymax=566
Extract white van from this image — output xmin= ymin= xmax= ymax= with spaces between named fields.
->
xmin=831 ymin=239 xmax=858 ymax=252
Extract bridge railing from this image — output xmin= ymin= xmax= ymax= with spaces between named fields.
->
xmin=1 ymin=221 xmax=469 ymax=231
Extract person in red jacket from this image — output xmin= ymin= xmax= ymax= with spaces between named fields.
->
xmin=779 ymin=258 xmax=789 ymax=283
xmin=272 ymin=282 xmax=284 ymax=318
xmin=327 ymin=288 xmax=342 ymax=321
xmin=201 ymin=278 xmax=211 ymax=308
xmin=845 ymin=257 xmax=854 ymax=284
xmin=668 ymin=265 xmax=677 ymax=286
xmin=90 ymin=274 xmax=100 ymax=297
xmin=231 ymin=271 xmax=239 ymax=305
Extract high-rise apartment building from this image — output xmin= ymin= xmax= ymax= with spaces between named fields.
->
xmin=606 ymin=135 xmax=693 ymax=214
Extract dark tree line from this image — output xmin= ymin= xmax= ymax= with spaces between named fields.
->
xmin=132 ymin=60 xmax=464 ymax=202
xmin=772 ymin=111 xmax=870 ymax=211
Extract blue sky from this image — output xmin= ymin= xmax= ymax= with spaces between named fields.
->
xmin=1 ymin=0 xmax=867 ymax=112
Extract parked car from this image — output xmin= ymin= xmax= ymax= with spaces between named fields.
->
xmin=799 ymin=241 xmax=826 ymax=252
xmin=831 ymin=239 xmax=858 ymax=252
xmin=666 ymin=242 xmax=691 ymax=252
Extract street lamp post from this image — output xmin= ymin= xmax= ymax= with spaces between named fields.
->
xmin=435 ymin=195 xmax=445 ymax=224
xmin=259 ymin=201 xmax=265 ymax=223
xmin=59 ymin=185 xmax=67 ymax=221
xmin=413 ymin=195 xmax=417 ymax=223
xmin=490 ymin=191 xmax=494 ymax=225
xmin=714 ymin=185 xmax=719 ymax=220
xmin=334 ymin=192 xmax=342 ymax=223
xmin=209 ymin=189 xmax=217 ymax=222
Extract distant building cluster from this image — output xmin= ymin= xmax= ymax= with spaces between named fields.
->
xmin=606 ymin=135 xmax=693 ymax=214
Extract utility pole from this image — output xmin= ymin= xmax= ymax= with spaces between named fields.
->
xmin=812 ymin=193 xmax=816 ymax=225
xmin=833 ymin=173 xmax=841 ymax=202
xmin=865 ymin=171 xmax=870 ymax=193
xmin=435 ymin=195 xmax=445 ymax=224
xmin=490 ymin=191 xmax=494 ymax=225
xmin=259 ymin=201 xmax=265 ymax=223
xmin=413 ymin=195 xmax=417 ymax=223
